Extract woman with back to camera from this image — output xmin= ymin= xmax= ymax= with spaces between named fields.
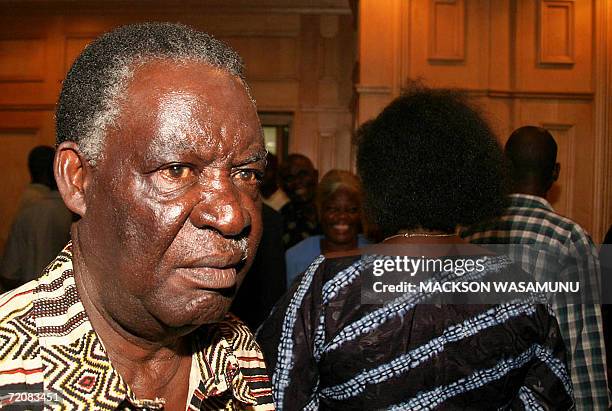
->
xmin=285 ymin=169 xmax=370 ymax=287
xmin=257 ymin=85 xmax=574 ymax=410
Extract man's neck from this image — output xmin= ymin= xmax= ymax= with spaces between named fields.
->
xmin=512 ymin=184 xmax=548 ymax=199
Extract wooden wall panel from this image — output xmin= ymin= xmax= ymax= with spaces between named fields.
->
xmin=539 ymin=0 xmax=575 ymax=64
xmin=333 ymin=123 xmax=353 ymax=172
xmin=358 ymin=0 xmax=609 ymax=240
xmin=409 ymin=0 xmax=491 ymax=89
xmin=250 ymin=80 xmax=300 ymax=110
xmin=0 ymin=36 xmax=55 ymax=105
xmin=318 ymin=131 xmax=336 ymax=172
xmin=516 ymin=0 xmax=591 ymax=92
xmin=358 ymin=0 xmax=397 ymax=90
xmin=187 ymin=13 xmax=301 ymax=37
xmin=356 ymin=0 xmax=398 ymax=150
xmin=0 ymin=39 xmax=46 ymax=81
xmin=291 ymin=111 xmax=319 ymax=163
xmin=222 ymin=36 xmax=299 ymax=79
xmin=428 ymin=0 xmax=465 ymax=62
xmin=315 ymin=110 xmax=353 ymax=174
xmin=488 ymin=0 xmax=512 ymax=91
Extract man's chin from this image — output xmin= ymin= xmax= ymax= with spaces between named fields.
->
xmin=156 ymin=293 xmax=233 ymax=329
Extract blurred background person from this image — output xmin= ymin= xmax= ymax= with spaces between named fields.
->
xmin=19 ymin=145 xmax=56 ymax=208
xmin=258 ymin=86 xmax=573 ymax=410
xmin=285 ymin=169 xmax=369 ymax=286
xmin=231 ymin=202 xmax=286 ymax=331
xmin=261 ymin=153 xmax=290 ymax=212
xmin=232 ymin=153 xmax=292 ymax=330
xmin=278 ymin=153 xmax=320 ymax=249
xmin=0 ymin=146 xmax=72 ymax=291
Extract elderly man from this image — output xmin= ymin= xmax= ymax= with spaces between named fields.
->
xmin=0 ymin=23 xmax=274 ymax=410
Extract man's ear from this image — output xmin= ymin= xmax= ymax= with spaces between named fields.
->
xmin=552 ymin=162 xmax=560 ymax=182
xmin=55 ymin=141 xmax=91 ymax=217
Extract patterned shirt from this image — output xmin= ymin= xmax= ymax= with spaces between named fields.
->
xmin=0 ymin=244 xmax=274 ymax=410
xmin=257 ymin=252 xmax=574 ymax=410
xmin=462 ymin=193 xmax=608 ymax=410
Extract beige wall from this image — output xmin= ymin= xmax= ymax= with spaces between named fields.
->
xmin=0 ymin=0 xmax=356 ymax=251
xmin=357 ymin=0 xmax=612 ymax=242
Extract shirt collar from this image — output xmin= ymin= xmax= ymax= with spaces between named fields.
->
xmin=191 ymin=325 xmax=258 ymax=406
xmin=34 ymin=242 xmax=257 ymax=409
xmin=509 ymin=193 xmax=554 ymax=212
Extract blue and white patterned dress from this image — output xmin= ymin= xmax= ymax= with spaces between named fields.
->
xmin=257 ymin=251 xmax=574 ymax=410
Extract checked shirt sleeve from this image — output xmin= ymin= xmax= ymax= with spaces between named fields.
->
xmin=560 ymin=233 xmax=609 ymax=409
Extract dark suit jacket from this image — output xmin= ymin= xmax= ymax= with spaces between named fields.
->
xmin=231 ymin=203 xmax=287 ymax=330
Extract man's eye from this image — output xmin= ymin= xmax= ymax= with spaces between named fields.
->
xmin=161 ymin=165 xmax=194 ymax=180
xmin=233 ymin=169 xmax=263 ymax=184
xmin=150 ymin=164 xmax=197 ymax=194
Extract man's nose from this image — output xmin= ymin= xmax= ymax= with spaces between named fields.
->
xmin=189 ymin=178 xmax=250 ymax=237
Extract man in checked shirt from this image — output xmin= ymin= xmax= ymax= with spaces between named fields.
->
xmin=462 ymin=125 xmax=609 ymax=410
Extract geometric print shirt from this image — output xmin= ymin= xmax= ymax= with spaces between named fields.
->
xmin=257 ymin=251 xmax=575 ymax=410
xmin=0 ymin=243 xmax=275 ymax=410
xmin=462 ymin=193 xmax=609 ymax=410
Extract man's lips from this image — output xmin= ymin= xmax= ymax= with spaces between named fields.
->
xmin=183 ymin=252 xmax=245 ymax=268
xmin=176 ymin=266 xmax=238 ymax=291
xmin=178 ymin=253 xmax=245 ymax=290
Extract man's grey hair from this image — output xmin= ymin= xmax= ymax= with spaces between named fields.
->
xmin=56 ymin=22 xmax=246 ymax=165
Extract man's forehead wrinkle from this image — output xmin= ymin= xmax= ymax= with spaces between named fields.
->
xmin=156 ymin=91 xmax=212 ymax=146
xmin=142 ymin=139 xmax=197 ymax=165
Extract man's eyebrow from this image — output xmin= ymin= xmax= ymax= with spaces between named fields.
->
xmin=236 ymin=150 xmax=268 ymax=166
xmin=143 ymin=138 xmax=198 ymax=162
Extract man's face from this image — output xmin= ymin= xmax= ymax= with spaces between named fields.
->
xmin=280 ymin=157 xmax=317 ymax=204
xmin=80 ymin=60 xmax=264 ymax=333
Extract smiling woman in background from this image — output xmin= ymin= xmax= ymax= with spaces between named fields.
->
xmin=285 ymin=169 xmax=370 ymax=286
